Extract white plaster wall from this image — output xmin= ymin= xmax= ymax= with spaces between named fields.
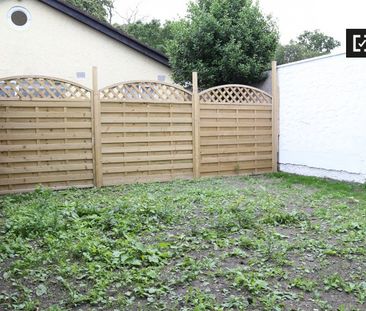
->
xmin=0 ymin=0 xmax=172 ymax=88
xmin=278 ymin=53 xmax=366 ymax=183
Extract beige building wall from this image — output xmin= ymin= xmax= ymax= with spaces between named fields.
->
xmin=0 ymin=0 xmax=172 ymax=88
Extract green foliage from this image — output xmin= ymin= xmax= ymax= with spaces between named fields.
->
xmin=66 ymin=0 xmax=114 ymax=22
xmin=275 ymin=43 xmax=319 ymax=65
xmin=276 ymin=30 xmax=341 ymax=65
xmin=297 ymin=30 xmax=341 ymax=53
xmin=166 ymin=0 xmax=279 ymax=88
xmin=270 ymin=172 xmax=366 ymax=199
xmin=0 ymin=174 xmax=365 ymax=310
xmin=234 ymin=270 xmax=269 ymax=294
xmin=116 ymin=19 xmax=176 ymax=53
xmin=261 ymin=210 xmax=308 ymax=225
xmin=290 ymin=277 xmax=317 ymax=292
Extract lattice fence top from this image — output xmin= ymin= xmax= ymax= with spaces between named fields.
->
xmin=199 ymin=85 xmax=272 ymax=104
xmin=0 ymin=76 xmax=91 ymax=100
xmin=100 ymin=81 xmax=192 ymax=102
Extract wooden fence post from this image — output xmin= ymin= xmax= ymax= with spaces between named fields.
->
xmin=192 ymin=72 xmax=200 ymax=178
xmin=92 ymin=67 xmax=103 ymax=187
xmin=271 ymin=61 xmax=279 ymax=172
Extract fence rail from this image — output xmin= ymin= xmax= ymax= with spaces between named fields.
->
xmin=0 ymin=64 xmax=279 ymax=194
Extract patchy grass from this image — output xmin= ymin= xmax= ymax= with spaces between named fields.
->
xmin=0 ymin=173 xmax=365 ymax=310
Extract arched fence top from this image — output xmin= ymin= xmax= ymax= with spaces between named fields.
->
xmin=0 ymin=76 xmax=92 ymax=100
xmin=199 ymin=84 xmax=272 ymax=105
xmin=99 ymin=80 xmax=192 ymax=102
xmin=0 ymin=75 xmax=272 ymax=105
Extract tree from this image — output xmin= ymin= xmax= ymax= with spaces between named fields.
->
xmin=275 ymin=43 xmax=319 ymax=65
xmin=106 ymin=0 xmax=115 ymax=24
xmin=116 ymin=20 xmax=175 ymax=53
xmin=276 ymin=30 xmax=340 ymax=65
xmin=166 ymin=0 xmax=279 ymax=88
xmin=66 ymin=0 xmax=114 ymax=23
xmin=297 ymin=30 xmax=340 ymax=53
xmin=115 ymin=3 xmax=145 ymax=25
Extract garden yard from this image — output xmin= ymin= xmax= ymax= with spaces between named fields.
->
xmin=0 ymin=173 xmax=365 ymax=311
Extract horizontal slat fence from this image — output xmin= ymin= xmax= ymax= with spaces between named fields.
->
xmin=198 ymin=86 xmax=273 ymax=177
xmin=0 ymin=65 xmax=279 ymax=194
xmin=98 ymin=81 xmax=194 ymax=185
xmin=0 ymin=77 xmax=94 ymax=194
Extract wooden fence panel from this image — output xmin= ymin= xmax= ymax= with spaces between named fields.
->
xmin=0 ymin=77 xmax=94 ymax=194
xmin=99 ymin=81 xmax=194 ymax=186
xmin=198 ymin=85 xmax=273 ymax=177
xmin=0 ymin=72 xmax=278 ymax=194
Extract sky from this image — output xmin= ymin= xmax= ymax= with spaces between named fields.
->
xmin=113 ymin=0 xmax=366 ymax=51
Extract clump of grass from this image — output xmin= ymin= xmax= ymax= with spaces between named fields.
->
xmin=261 ymin=210 xmax=308 ymax=226
xmin=290 ymin=277 xmax=317 ymax=292
xmin=238 ymin=235 xmax=256 ymax=249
